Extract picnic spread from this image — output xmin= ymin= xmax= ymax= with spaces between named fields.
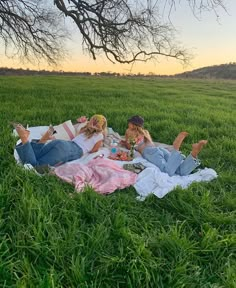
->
xmin=13 ymin=122 xmax=217 ymax=200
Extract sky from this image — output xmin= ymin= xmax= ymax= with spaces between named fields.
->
xmin=0 ymin=0 xmax=236 ymax=75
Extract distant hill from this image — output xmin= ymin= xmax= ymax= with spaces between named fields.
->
xmin=174 ymin=63 xmax=236 ymax=80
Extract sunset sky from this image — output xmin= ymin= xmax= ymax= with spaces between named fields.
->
xmin=1 ymin=0 xmax=236 ymax=75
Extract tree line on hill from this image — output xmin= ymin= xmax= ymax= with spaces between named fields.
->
xmin=0 ymin=63 xmax=236 ymax=79
xmin=0 ymin=67 xmax=166 ymax=78
xmin=0 ymin=67 xmax=92 ymax=76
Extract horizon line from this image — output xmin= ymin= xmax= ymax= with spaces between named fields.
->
xmin=0 ymin=62 xmax=235 ymax=76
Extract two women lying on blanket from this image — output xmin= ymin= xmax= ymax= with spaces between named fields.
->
xmin=120 ymin=115 xmax=208 ymax=176
xmin=14 ymin=114 xmax=207 ymax=176
xmin=13 ymin=114 xmax=107 ymax=167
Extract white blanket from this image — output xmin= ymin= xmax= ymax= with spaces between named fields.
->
xmin=13 ymin=126 xmax=218 ymax=199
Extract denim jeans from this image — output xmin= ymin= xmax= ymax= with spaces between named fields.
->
xmin=142 ymin=146 xmax=200 ymax=176
xmin=16 ymin=140 xmax=83 ymax=167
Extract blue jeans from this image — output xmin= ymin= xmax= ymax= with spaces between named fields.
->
xmin=142 ymin=146 xmax=200 ymax=176
xmin=16 ymin=140 xmax=83 ymax=167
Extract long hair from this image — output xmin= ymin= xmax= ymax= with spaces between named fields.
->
xmin=133 ymin=125 xmax=153 ymax=144
xmin=80 ymin=115 xmax=107 ymax=139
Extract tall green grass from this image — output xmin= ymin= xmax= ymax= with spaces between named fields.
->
xmin=0 ymin=76 xmax=235 ymax=287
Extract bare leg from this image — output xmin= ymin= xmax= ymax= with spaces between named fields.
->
xmin=173 ymin=131 xmax=189 ymax=150
xmin=191 ymin=140 xmax=208 ymax=158
xmin=15 ymin=125 xmax=30 ymax=144
xmin=39 ymin=125 xmax=55 ymax=143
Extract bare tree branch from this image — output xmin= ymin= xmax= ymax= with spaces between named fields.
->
xmin=0 ymin=0 xmax=226 ymax=65
xmin=54 ymin=0 xmax=226 ymax=64
xmin=0 ymin=0 xmax=67 ymax=65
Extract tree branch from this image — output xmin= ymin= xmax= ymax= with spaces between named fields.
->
xmin=0 ymin=0 xmax=67 ymax=65
xmin=54 ymin=0 xmax=226 ymax=64
xmin=0 ymin=0 xmax=226 ymax=65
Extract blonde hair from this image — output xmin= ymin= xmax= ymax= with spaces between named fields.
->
xmin=131 ymin=125 xmax=153 ymax=144
xmin=80 ymin=115 xmax=107 ymax=139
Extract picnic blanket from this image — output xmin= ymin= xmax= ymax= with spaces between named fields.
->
xmin=54 ymin=157 xmax=137 ymax=194
xmin=13 ymin=126 xmax=218 ymax=199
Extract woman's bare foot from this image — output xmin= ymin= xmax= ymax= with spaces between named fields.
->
xmin=15 ymin=124 xmax=30 ymax=144
xmin=173 ymin=131 xmax=189 ymax=150
xmin=39 ymin=125 xmax=55 ymax=143
xmin=191 ymin=140 xmax=208 ymax=158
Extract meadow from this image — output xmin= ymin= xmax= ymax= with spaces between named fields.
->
xmin=0 ymin=76 xmax=235 ymax=287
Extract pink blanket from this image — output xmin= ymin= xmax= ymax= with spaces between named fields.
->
xmin=54 ymin=158 xmax=137 ymax=194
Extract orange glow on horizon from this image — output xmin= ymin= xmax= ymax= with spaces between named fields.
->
xmin=1 ymin=52 xmax=234 ymax=76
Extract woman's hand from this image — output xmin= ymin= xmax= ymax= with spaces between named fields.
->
xmin=120 ymin=139 xmax=126 ymax=146
xmin=77 ymin=116 xmax=88 ymax=123
xmin=120 ymin=140 xmax=131 ymax=150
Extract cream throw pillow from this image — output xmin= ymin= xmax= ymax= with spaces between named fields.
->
xmin=52 ymin=120 xmax=76 ymax=140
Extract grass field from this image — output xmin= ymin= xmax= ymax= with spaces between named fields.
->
xmin=0 ymin=76 xmax=235 ymax=287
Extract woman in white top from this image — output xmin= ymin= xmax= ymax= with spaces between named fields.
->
xmin=14 ymin=114 xmax=107 ymax=167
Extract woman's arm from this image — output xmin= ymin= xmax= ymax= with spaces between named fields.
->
xmin=120 ymin=130 xmax=131 ymax=149
xmin=90 ymin=140 xmax=103 ymax=153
